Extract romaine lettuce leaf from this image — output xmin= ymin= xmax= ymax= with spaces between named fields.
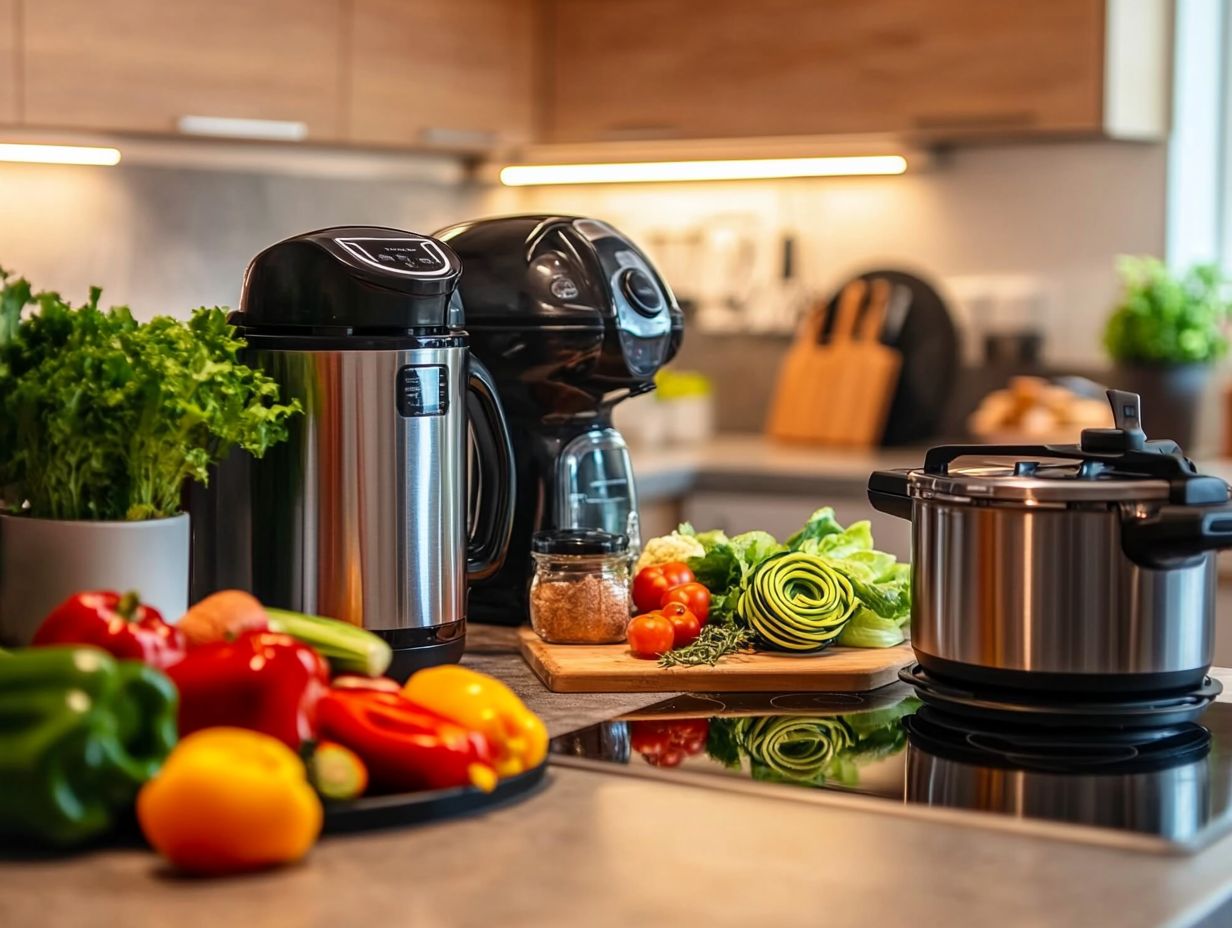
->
xmin=729 ymin=530 xmax=784 ymax=568
xmin=785 ymin=507 xmax=845 ymax=550
xmin=836 ymin=607 xmax=906 ymax=648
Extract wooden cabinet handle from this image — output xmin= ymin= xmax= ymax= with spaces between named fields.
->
xmin=418 ymin=127 xmax=500 ymax=148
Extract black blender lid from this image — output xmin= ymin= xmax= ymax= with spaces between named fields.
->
xmin=237 ymin=226 xmax=463 ymax=331
xmin=532 ymin=529 xmax=629 ymax=555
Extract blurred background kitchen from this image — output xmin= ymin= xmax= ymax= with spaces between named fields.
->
xmin=4 ymin=0 xmax=1232 ymax=588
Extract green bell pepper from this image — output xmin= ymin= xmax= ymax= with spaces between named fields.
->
xmin=0 ymin=646 xmax=178 ymax=847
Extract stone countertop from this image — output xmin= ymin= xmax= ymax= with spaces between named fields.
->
xmin=460 ymin=625 xmax=677 ymax=736
xmin=5 ymin=636 xmax=1232 ymax=927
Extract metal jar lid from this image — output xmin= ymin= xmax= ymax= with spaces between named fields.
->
xmin=531 ymin=529 xmax=629 ymax=556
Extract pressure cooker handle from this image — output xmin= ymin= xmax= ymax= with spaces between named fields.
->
xmin=1122 ymin=504 xmax=1232 ymax=567
xmin=868 ymin=470 xmax=914 ymax=521
xmin=466 ymin=357 xmax=517 ymax=583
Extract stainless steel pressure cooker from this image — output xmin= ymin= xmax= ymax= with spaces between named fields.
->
xmin=868 ymin=390 xmax=1232 ymax=694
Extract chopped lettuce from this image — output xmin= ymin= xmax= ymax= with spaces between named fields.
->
xmin=785 ymin=506 xmax=846 ymax=549
xmin=678 ymin=525 xmax=784 ymax=620
xmin=836 ymin=607 xmax=906 ymax=648
xmin=730 ymin=530 xmax=783 ymax=568
xmin=651 ymin=506 xmax=910 ymax=647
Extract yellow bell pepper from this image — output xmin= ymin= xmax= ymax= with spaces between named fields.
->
xmin=137 ymin=727 xmax=323 ymax=875
xmin=403 ymin=666 xmax=548 ymax=777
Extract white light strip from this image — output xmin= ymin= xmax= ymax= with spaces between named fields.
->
xmin=0 ymin=143 xmax=121 ymax=166
xmin=499 ymin=155 xmax=908 ymax=186
xmin=177 ymin=115 xmax=308 ymax=142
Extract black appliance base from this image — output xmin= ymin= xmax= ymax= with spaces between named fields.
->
xmin=915 ymin=650 xmax=1211 ymax=697
xmin=374 ymin=623 xmax=466 ymax=681
xmin=900 ymin=663 xmax=1222 ymax=730
xmin=903 ymin=707 xmax=1211 ymax=774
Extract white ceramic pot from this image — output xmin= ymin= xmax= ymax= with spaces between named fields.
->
xmin=0 ymin=512 xmax=190 ymax=646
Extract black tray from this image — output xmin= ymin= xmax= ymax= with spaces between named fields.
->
xmin=899 ymin=664 xmax=1222 ymax=730
xmin=322 ymin=762 xmax=548 ymax=834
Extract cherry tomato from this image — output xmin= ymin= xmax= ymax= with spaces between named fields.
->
xmin=672 ymin=718 xmax=710 ymax=754
xmin=627 ymin=612 xmax=675 ymax=659
xmin=661 ymin=581 xmax=711 ymax=624
xmin=658 ymin=562 xmax=694 ymax=589
xmin=632 ymin=562 xmax=696 ymax=613
xmin=649 ymin=747 xmax=685 ymax=768
xmin=659 ymin=602 xmax=701 ymax=648
xmin=629 ymin=721 xmax=670 ymax=757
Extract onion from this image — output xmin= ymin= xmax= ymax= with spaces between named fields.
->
xmin=177 ymin=590 xmax=268 ymax=647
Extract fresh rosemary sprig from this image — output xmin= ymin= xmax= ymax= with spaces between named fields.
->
xmin=658 ymin=623 xmax=752 ymax=668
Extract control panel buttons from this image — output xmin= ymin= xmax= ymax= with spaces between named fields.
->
xmin=619 ymin=267 xmax=662 ymax=316
xmin=550 ymin=276 xmax=580 ymax=300
xmin=337 ymin=237 xmax=451 ymax=277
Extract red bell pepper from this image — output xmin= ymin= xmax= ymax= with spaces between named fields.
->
xmin=32 ymin=591 xmax=187 ymax=669
xmin=165 ymin=631 xmax=328 ymax=750
xmin=317 ymin=688 xmax=498 ymax=793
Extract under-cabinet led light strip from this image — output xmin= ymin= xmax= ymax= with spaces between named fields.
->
xmin=0 ymin=143 xmax=122 ymax=166
xmin=499 ymin=155 xmax=908 ymax=186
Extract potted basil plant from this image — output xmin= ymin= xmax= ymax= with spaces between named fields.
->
xmin=0 ymin=270 xmax=300 ymax=644
xmin=1103 ymin=256 xmax=1231 ymax=450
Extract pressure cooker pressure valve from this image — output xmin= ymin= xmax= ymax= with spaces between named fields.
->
xmin=1080 ymin=390 xmax=1148 ymax=454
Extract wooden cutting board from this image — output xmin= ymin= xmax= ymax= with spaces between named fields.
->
xmin=518 ymin=627 xmax=914 ymax=694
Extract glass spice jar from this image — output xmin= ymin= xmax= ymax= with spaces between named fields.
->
xmin=528 ymin=530 xmax=631 ymax=644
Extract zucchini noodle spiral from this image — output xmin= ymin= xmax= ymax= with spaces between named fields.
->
xmin=738 ymin=552 xmax=857 ymax=652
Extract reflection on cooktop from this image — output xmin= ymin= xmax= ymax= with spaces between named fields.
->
xmin=549 ymin=689 xmax=1232 ymax=854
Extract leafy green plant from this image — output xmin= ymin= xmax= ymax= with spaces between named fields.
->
xmin=1104 ymin=256 xmax=1232 ymax=365
xmin=0 ymin=269 xmax=300 ymax=521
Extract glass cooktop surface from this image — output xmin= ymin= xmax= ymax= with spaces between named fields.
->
xmin=549 ymin=685 xmax=1232 ymax=855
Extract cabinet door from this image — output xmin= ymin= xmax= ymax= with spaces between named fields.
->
xmin=347 ymin=0 xmax=534 ymax=149
xmin=22 ymin=0 xmax=344 ymax=139
xmin=0 ymin=0 xmax=15 ymax=124
xmin=544 ymin=0 xmax=1105 ymax=142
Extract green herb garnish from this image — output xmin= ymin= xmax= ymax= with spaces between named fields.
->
xmin=658 ymin=623 xmax=752 ymax=668
xmin=0 ymin=269 xmax=300 ymax=521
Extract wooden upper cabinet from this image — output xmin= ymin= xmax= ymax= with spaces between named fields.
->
xmin=347 ymin=0 xmax=535 ymax=149
xmin=0 ymin=0 xmax=16 ymax=124
xmin=21 ymin=0 xmax=344 ymax=140
xmin=544 ymin=0 xmax=1114 ymax=143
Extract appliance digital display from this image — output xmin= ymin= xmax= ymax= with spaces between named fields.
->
xmin=396 ymin=365 xmax=449 ymax=417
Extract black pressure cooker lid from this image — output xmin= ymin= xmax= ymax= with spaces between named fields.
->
xmin=237 ymin=226 xmax=464 ymax=331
